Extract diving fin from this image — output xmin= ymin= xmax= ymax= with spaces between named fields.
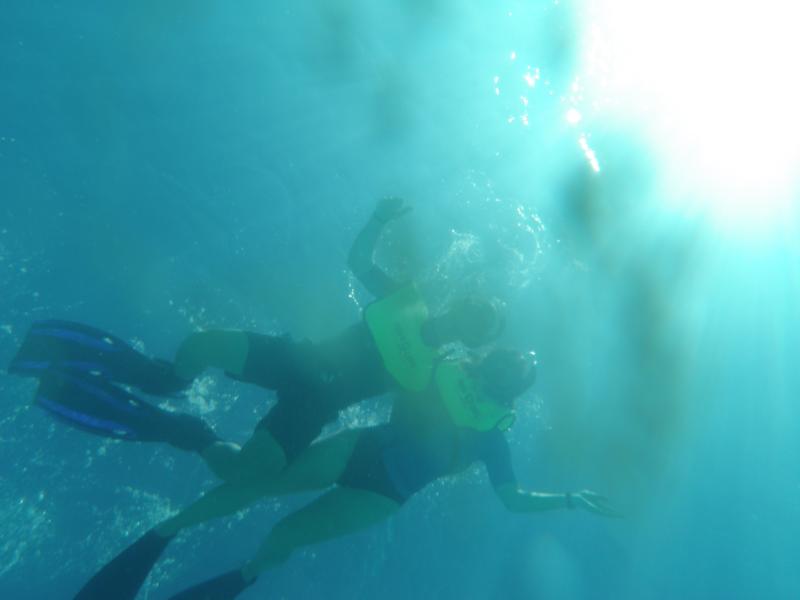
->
xmin=36 ymin=374 xmax=144 ymax=441
xmin=168 ymin=569 xmax=255 ymax=600
xmin=36 ymin=372 xmax=219 ymax=452
xmin=9 ymin=319 xmax=189 ymax=396
xmin=74 ymin=529 xmax=174 ymax=600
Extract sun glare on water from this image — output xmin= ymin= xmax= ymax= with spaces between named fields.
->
xmin=579 ymin=0 xmax=800 ymax=234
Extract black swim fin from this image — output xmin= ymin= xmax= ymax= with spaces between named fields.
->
xmin=36 ymin=372 xmax=219 ymax=452
xmin=9 ymin=319 xmax=189 ymax=396
xmin=168 ymin=570 xmax=255 ymax=600
xmin=74 ymin=529 xmax=174 ymax=600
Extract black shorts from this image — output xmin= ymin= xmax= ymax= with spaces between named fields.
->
xmin=236 ymin=331 xmax=388 ymax=462
xmin=235 ymin=334 xmax=318 ymax=391
xmin=338 ymin=426 xmax=407 ymax=504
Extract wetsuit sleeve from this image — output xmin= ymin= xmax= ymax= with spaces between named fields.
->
xmin=480 ymin=430 xmax=517 ymax=489
xmin=358 ymin=267 xmax=401 ymax=299
xmin=347 ymin=214 xmax=402 ymax=298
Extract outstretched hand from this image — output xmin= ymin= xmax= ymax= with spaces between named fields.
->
xmin=373 ymin=196 xmax=412 ymax=224
xmin=572 ymin=490 xmax=622 ymax=518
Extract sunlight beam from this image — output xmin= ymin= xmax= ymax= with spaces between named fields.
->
xmin=579 ymin=0 xmax=800 ymax=231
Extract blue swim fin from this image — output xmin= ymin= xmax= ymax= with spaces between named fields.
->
xmin=9 ymin=320 xmax=188 ymax=396
xmin=168 ymin=570 xmax=255 ymax=600
xmin=74 ymin=529 xmax=174 ymax=600
xmin=36 ymin=373 xmax=218 ymax=451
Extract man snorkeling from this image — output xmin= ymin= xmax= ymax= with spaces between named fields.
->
xmin=74 ymin=347 xmax=619 ymax=599
xmin=177 ymin=197 xmax=505 ymax=482
xmin=8 ymin=197 xmax=504 ymax=482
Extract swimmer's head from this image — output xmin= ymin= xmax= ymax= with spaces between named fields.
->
xmin=436 ymin=296 xmax=505 ymax=348
xmin=476 ymin=348 xmax=537 ymax=405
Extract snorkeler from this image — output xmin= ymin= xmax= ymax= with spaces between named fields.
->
xmin=7 ymin=198 xmax=504 ymax=482
xmin=74 ymin=348 xmax=618 ymax=599
xmin=181 ymin=196 xmax=505 ymax=482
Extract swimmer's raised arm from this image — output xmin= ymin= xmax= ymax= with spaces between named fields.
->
xmin=347 ymin=197 xmax=412 ymax=298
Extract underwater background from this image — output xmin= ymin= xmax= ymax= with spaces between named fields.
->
xmin=1 ymin=1 xmax=798 ymax=598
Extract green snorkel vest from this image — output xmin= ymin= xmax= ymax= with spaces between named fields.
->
xmin=364 ymin=284 xmax=438 ymax=392
xmin=435 ymin=361 xmax=516 ymax=432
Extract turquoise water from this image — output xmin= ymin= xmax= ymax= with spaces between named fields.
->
xmin=1 ymin=2 xmax=798 ymax=598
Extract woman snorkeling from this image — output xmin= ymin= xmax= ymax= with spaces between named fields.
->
xmin=75 ymin=348 xmax=618 ymax=599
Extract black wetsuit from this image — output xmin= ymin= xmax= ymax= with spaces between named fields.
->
xmin=234 ymin=322 xmax=391 ymax=461
xmin=338 ymin=387 xmax=516 ymax=504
